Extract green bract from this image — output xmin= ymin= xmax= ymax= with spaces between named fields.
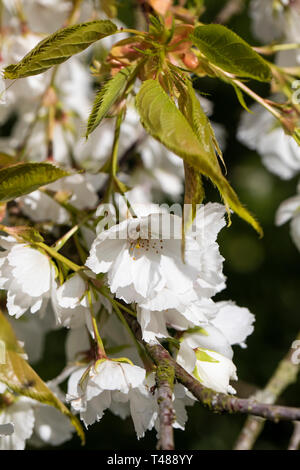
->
xmin=191 ymin=24 xmax=271 ymax=82
xmin=4 ymin=20 xmax=118 ymax=79
xmin=0 ymin=162 xmax=70 ymax=202
xmin=86 ymin=66 xmax=135 ymax=137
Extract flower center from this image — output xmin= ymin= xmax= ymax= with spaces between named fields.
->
xmin=129 ymin=238 xmax=165 ymax=260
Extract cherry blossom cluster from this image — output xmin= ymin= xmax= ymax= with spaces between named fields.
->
xmin=2 ymin=0 xmax=300 ymax=451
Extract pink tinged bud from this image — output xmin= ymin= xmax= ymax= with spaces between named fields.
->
xmin=183 ymin=52 xmax=199 ymax=70
xmin=148 ymin=0 xmax=172 ymax=16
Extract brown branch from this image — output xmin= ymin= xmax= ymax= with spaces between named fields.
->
xmin=288 ymin=422 xmax=300 ymax=450
xmin=125 ymin=314 xmax=300 ymax=424
xmin=155 ymin=348 xmax=175 ymax=450
xmin=136 ymin=0 xmax=153 ymax=24
xmin=215 ymin=0 xmax=245 ymax=24
xmin=234 ymin=332 xmax=300 ymax=450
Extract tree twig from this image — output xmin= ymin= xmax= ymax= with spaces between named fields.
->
xmin=155 ymin=348 xmax=175 ymax=450
xmin=288 ymin=422 xmax=300 ymax=450
xmin=215 ymin=0 xmax=245 ymax=24
xmin=125 ymin=315 xmax=300 ymax=425
xmin=234 ymin=332 xmax=300 ymax=450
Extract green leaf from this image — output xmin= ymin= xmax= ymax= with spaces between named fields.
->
xmin=182 ymin=163 xmax=204 ymax=258
xmin=99 ymin=0 xmax=117 ymax=18
xmin=183 ymin=163 xmax=204 ymax=219
xmin=191 ymin=24 xmax=271 ymax=82
xmin=0 ymin=225 xmax=44 ymax=243
xmin=233 ymin=83 xmax=252 ymax=113
xmin=86 ymin=66 xmax=134 ymax=137
xmin=0 ymin=153 xmax=16 ymax=169
xmin=0 ymin=311 xmax=84 ymax=444
xmin=136 ymin=79 xmax=262 ymax=235
xmin=4 ymin=20 xmax=117 ymax=79
xmin=0 ymin=162 xmax=70 ymax=202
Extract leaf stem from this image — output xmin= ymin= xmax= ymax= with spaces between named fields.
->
xmin=232 ymin=78 xmax=282 ymax=121
xmin=87 ymin=288 xmax=106 ymax=359
xmin=36 ymin=242 xmax=82 ymax=272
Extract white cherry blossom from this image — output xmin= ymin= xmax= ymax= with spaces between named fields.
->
xmin=53 ymin=273 xmax=111 ymax=330
xmin=9 ymin=308 xmax=55 ymax=363
xmin=3 ymin=0 xmax=72 ymax=33
xmin=0 ymin=236 xmax=56 ymax=318
xmin=86 ymin=211 xmax=205 ymax=307
xmin=238 ymin=102 xmax=300 ymax=179
xmin=67 ymin=359 xmax=146 ymax=427
xmin=276 ymin=180 xmax=300 ymax=251
xmin=116 ymin=374 xmax=194 ymax=439
xmin=0 ymin=383 xmax=74 ymax=449
xmin=177 ymin=342 xmax=237 ymax=394
xmin=250 ymin=0 xmax=286 ymax=43
xmin=0 ymin=395 xmax=35 ymax=450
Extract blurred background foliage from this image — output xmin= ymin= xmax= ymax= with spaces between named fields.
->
xmin=5 ymin=0 xmax=299 ymax=450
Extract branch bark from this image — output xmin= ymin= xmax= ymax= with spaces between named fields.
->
xmin=125 ymin=315 xmax=300 ymax=425
xmin=215 ymin=0 xmax=245 ymax=24
xmin=288 ymin=422 xmax=300 ymax=450
xmin=234 ymin=332 xmax=300 ymax=450
xmin=155 ymin=348 xmax=175 ymax=450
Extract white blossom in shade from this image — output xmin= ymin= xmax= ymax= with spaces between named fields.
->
xmin=275 ymin=181 xmax=300 ymax=251
xmin=0 ymin=54 xmax=92 ymax=162
xmin=85 ymin=211 xmax=203 ymax=307
xmin=237 ymin=102 xmax=300 ymax=179
xmin=9 ymin=308 xmax=55 ymax=364
xmin=67 ymin=359 xmax=146 ymax=427
xmin=76 ymin=104 xmax=184 ymax=199
xmin=18 ymin=174 xmax=99 ymax=224
xmin=55 ymin=57 xmax=92 ymax=122
xmin=249 ymin=0 xmax=286 ymax=43
xmin=14 ymin=0 xmax=72 ymax=33
xmin=0 ymin=33 xmax=47 ymax=123
xmin=177 ymin=342 xmax=237 ymax=394
xmin=18 ymin=189 xmax=70 ymax=225
xmin=31 ymin=404 xmax=73 ymax=447
xmin=48 ymin=174 xmax=99 ymax=210
xmin=53 ymin=273 xmax=111 ymax=330
xmin=99 ymin=314 xmax=144 ymax=367
xmin=0 ymin=396 xmax=35 ymax=450
xmin=65 ymin=326 xmax=91 ymax=363
xmin=0 ymin=237 xmax=56 ymax=318
xmin=250 ymin=0 xmax=300 ymax=44
xmin=0 ymin=110 xmax=74 ymax=164
xmin=136 ymin=135 xmax=184 ymax=199
xmin=74 ymin=107 xmax=142 ymax=171
xmin=0 ymin=382 xmax=74 ymax=449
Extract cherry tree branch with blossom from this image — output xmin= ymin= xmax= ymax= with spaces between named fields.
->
xmin=126 ymin=314 xmax=300 ymax=427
